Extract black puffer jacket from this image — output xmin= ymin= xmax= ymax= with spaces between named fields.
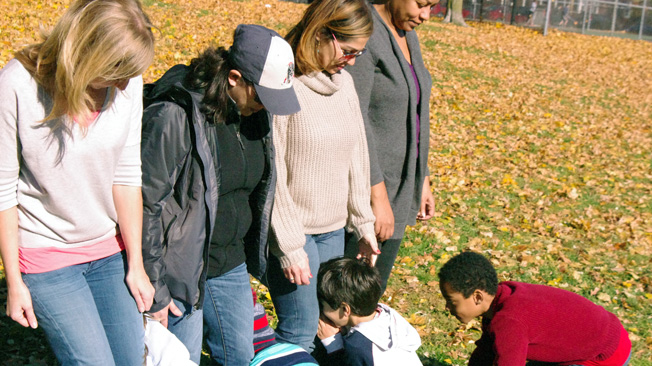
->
xmin=141 ymin=65 xmax=276 ymax=313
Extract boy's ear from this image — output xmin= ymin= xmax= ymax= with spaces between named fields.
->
xmin=341 ymin=303 xmax=351 ymax=317
xmin=472 ymin=289 xmax=484 ymax=305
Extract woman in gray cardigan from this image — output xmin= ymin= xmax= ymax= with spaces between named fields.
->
xmin=346 ymin=0 xmax=438 ymax=291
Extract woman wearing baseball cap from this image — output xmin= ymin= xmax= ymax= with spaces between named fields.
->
xmin=140 ymin=25 xmax=299 ymax=365
xmin=265 ymin=0 xmax=380 ymax=353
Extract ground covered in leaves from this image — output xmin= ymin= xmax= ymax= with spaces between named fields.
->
xmin=1 ymin=0 xmax=651 ymax=365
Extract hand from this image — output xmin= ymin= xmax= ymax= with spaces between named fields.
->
xmin=317 ymin=316 xmax=340 ymax=340
xmin=126 ymin=266 xmax=155 ymax=312
xmin=282 ymin=257 xmax=312 ymax=285
xmin=371 ymin=182 xmax=394 ymax=241
xmin=148 ymin=299 xmax=183 ymax=328
xmin=417 ymin=177 xmax=435 ymax=221
xmin=356 ymin=233 xmax=381 ymax=267
xmin=6 ymin=281 xmax=38 ymax=329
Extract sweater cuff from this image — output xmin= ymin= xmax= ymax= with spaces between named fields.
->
xmin=321 ymin=333 xmax=344 ymax=353
xmin=277 ymin=246 xmax=309 ymax=269
xmin=351 ymin=222 xmax=375 ymax=242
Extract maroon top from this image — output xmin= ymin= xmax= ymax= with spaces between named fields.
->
xmin=470 ymin=282 xmax=629 ymax=366
xmin=408 ymin=64 xmax=421 ymax=154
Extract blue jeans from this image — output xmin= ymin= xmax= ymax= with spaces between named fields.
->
xmin=22 ymin=251 xmax=144 ymax=366
xmin=166 ymin=298 xmax=203 ymax=364
xmin=203 ymin=262 xmax=255 ymax=365
xmin=266 ymin=228 xmax=345 ymax=352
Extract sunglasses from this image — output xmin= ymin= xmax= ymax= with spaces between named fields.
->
xmin=331 ymin=32 xmax=367 ymax=61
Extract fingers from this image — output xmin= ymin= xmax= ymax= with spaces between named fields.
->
xmin=375 ymin=222 xmax=393 ymax=242
xmin=149 ymin=304 xmax=173 ymax=328
xmin=9 ymin=304 xmax=38 ymax=329
xmin=25 ymin=308 xmax=38 ymax=329
xmin=142 ymin=284 xmax=155 ymax=312
xmin=283 ymin=262 xmax=312 ymax=286
xmin=133 ymin=290 xmax=146 ymax=313
xmin=356 ymin=252 xmax=379 ymax=267
xmin=418 ymin=194 xmax=435 ymax=221
xmin=364 ymin=234 xmax=381 ymax=254
xmin=168 ymin=300 xmax=183 ymax=317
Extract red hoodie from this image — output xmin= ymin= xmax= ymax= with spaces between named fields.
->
xmin=470 ymin=282 xmax=631 ymax=366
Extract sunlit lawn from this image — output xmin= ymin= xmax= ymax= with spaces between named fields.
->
xmin=1 ymin=0 xmax=651 ymax=365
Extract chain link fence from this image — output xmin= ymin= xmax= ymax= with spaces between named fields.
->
xmin=431 ymin=0 xmax=652 ymax=41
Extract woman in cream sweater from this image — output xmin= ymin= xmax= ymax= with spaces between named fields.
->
xmin=266 ymin=0 xmax=379 ymax=352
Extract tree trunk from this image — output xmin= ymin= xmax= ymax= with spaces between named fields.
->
xmin=444 ymin=0 xmax=469 ymax=26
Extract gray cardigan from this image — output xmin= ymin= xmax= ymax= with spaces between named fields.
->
xmin=347 ymin=5 xmax=432 ymax=239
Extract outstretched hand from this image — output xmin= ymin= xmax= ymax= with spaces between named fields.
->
xmin=356 ymin=233 xmax=381 ymax=266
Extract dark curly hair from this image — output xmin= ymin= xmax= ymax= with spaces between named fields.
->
xmin=317 ymin=257 xmax=381 ymax=317
xmin=438 ymin=251 xmax=498 ymax=298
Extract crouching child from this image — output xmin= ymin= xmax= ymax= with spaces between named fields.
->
xmin=315 ymin=257 xmax=422 ymax=365
xmin=438 ymin=251 xmax=631 ymax=366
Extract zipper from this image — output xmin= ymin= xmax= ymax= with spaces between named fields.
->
xmin=234 ymin=121 xmax=244 ymax=150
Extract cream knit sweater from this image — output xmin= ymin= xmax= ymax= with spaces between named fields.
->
xmin=271 ymin=70 xmax=375 ymax=268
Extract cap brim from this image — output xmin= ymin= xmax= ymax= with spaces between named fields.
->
xmin=254 ymin=84 xmax=300 ymax=116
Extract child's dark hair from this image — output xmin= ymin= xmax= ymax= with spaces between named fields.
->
xmin=317 ymin=257 xmax=381 ymax=317
xmin=438 ymin=251 xmax=498 ymax=298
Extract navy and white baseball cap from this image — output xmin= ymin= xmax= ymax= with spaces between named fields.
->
xmin=228 ymin=24 xmax=300 ymax=116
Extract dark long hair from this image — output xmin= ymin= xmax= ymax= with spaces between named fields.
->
xmin=183 ymin=47 xmax=235 ymax=123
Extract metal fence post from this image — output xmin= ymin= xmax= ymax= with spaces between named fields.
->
xmin=640 ymin=0 xmax=648 ymax=39
xmin=582 ymin=0 xmax=588 ymax=33
xmin=543 ymin=0 xmax=554 ymax=34
xmin=611 ymin=0 xmax=619 ymax=33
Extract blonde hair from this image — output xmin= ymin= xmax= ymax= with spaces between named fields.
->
xmin=15 ymin=0 xmax=155 ymax=126
xmin=286 ymin=0 xmax=373 ymax=76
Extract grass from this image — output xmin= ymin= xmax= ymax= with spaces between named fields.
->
xmin=1 ymin=0 xmax=652 ymax=365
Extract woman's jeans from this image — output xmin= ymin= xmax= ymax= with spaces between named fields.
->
xmin=22 ymin=251 xmax=144 ymax=366
xmin=166 ymin=262 xmax=254 ymax=365
xmin=266 ymin=228 xmax=345 ymax=352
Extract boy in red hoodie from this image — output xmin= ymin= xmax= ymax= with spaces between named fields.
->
xmin=438 ymin=251 xmax=631 ymax=366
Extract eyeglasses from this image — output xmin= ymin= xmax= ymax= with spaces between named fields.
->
xmin=330 ymin=32 xmax=366 ymax=61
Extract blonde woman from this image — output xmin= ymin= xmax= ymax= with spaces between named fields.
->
xmin=267 ymin=0 xmax=379 ymax=352
xmin=0 ymin=0 xmax=155 ymax=364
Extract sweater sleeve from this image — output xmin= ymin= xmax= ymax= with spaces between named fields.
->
xmin=470 ymin=315 xmax=529 ymax=366
xmin=270 ymin=113 xmax=308 ymax=269
xmin=347 ymin=39 xmax=384 ymax=187
xmin=141 ymin=101 xmax=192 ymax=313
xmin=0 ymin=68 xmax=20 ymax=212
xmin=469 ymin=330 xmax=496 ymax=366
xmin=114 ymin=76 xmax=143 ymax=187
xmin=344 ymin=78 xmax=375 ymax=241
xmin=490 ymin=316 xmax=529 ymax=366
xmin=319 ymin=331 xmax=373 ymax=366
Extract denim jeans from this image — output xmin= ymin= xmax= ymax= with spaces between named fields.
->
xmin=22 ymin=251 xmax=144 ymax=366
xmin=166 ymin=298 xmax=203 ymax=364
xmin=203 ymin=262 xmax=255 ymax=365
xmin=266 ymin=228 xmax=345 ymax=352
